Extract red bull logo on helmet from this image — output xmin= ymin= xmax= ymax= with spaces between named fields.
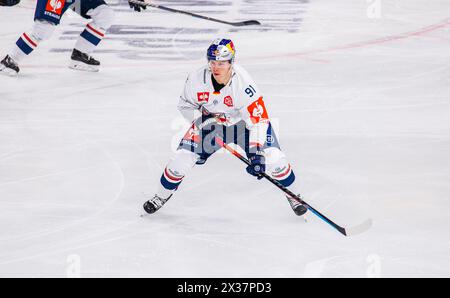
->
xmin=207 ymin=38 xmax=236 ymax=62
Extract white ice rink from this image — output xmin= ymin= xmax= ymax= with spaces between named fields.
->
xmin=0 ymin=0 xmax=449 ymax=277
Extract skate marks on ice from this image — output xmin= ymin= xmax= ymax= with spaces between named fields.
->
xmin=0 ymin=148 xmax=158 ymax=267
xmin=137 ymin=211 xmax=375 ymax=277
xmin=0 ymin=144 xmax=126 ymax=244
xmin=0 ymin=136 xmax=200 ymax=270
xmin=138 ymin=211 xmax=310 ymax=263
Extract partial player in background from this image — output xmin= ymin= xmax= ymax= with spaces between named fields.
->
xmin=0 ymin=0 xmax=146 ymax=75
xmin=142 ymin=38 xmax=308 ymax=217
xmin=0 ymin=0 xmax=21 ymax=7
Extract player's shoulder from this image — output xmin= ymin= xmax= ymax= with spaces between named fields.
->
xmin=231 ymin=64 xmax=257 ymax=87
xmin=186 ymin=65 xmax=210 ymax=85
xmin=232 ymin=64 xmax=253 ymax=80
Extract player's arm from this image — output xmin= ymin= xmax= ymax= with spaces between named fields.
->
xmin=177 ymin=74 xmax=202 ymax=122
xmin=238 ymin=82 xmax=270 ymax=178
xmin=239 ymin=83 xmax=270 ymax=148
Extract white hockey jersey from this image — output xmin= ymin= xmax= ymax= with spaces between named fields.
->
xmin=178 ymin=64 xmax=270 ymax=148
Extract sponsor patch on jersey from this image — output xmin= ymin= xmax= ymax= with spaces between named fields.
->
xmin=45 ymin=0 xmax=65 ymax=16
xmin=197 ymin=92 xmax=209 ymax=103
xmin=223 ymin=96 xmax=233 ymax=107
xmin=247 ymin=96 xmax=269 ymax=124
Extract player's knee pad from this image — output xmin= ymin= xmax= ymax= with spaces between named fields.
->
xmin=88 ymin=5 xmax=114 ymax=30
xmin=160 ymin=150 xmax=198 ymax=190
xmin=30 ymin=20 xmax=56 ymax=42
xmin=264 ymin=148 xmax=296 ymax=187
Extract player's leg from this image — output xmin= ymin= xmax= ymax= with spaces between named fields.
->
xmin=69 ymin=0 xmax=114 ymax=72
xmin=143 ymin=116 xmax=224 ymax=214
xmin=0 ymin=0 xmax=67 ymax=75
xmin=240 ymin=122 xmax=307 ymax=216
xmin=143 ymin=149 xmax=199 ymax=214
xmin=264 ymin=147 xmax=307 ymax=216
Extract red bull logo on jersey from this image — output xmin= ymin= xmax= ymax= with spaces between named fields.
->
xmin=223 ymin=96 xmax=233 ymax=107
xmin=197 ymin=92 xmax=209 ymax=102
xmin=247 ymin=97 xmax=269 ymax=124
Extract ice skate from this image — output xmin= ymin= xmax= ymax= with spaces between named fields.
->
xmin=69 ymin=49 xmax=100 ymax=72
xmin=143 ymin=194 xmax=172 ymax=214
xmin=0 ymin=55 xmax=19 ymax=76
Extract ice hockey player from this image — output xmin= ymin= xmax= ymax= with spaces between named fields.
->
xmin=0 ymin=0 xmax=147 ymax=75
xmin=142 ymin=38 xmax=308 ymax=217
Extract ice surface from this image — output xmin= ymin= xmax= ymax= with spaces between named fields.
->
xmin=0 ymin=0 xmax=449 ymax=277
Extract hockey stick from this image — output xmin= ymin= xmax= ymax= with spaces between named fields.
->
xmin=215 ymin=136 xmax=372 ymax=237
xmin=128 ymin=0 xmax=261 ymax=27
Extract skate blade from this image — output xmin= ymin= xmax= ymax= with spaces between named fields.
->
xmin=0 ymin=66 xmax=19 ymax=77
xmin=69 ymin=61 xmax=99 ymax=73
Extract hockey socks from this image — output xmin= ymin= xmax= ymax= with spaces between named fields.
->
xmin=1 ymin=33 xmax=38 ymax=75
xmin=75 ymin=23 xmax=106 ymax=53
xmin=14 ymin=32 xmax=38 ymax=59
xmin=70 ymin=23 xmax=106 ymax=72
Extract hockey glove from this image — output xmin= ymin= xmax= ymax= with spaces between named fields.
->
xmin=0 ymin=0 xmax=20 ymax=6
xmin=200 ymin=106 xmax=228 ymax=123
xmin=246 ymin=151 xmax=265 ymax=179
xmin=128 ymin=0 xmax=147 ymax=12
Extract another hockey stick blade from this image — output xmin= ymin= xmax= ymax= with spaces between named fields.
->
xmin=129 ymin=0 xmax=261 ymax=27
xmin=231 ymin=20 xmax=262 ymax=27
